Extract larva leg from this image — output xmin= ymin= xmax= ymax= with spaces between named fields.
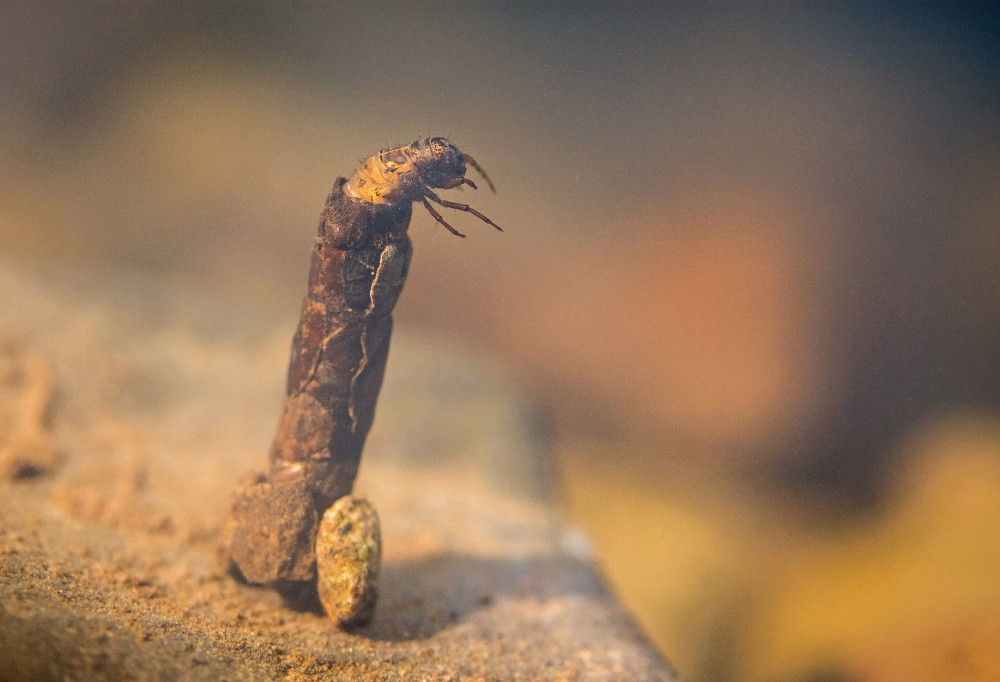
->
xmin=425 ymin=189 xmax=503 ymax=233
xmin=461 ymin=154 xmax=496 ymax=193
xmin=438 ymin=176 xmax=478 ymax=191
xmin=420 ymin=196 xmax=466 ymax=238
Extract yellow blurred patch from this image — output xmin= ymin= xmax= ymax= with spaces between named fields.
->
xmin=560 ymin=413 xmax=1000 ymax=682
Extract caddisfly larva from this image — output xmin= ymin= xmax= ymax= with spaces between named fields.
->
xmin=343 ymin=136 xmax=502 ymax=238
xmin=223 ymin=137 xmax=501 ymax=626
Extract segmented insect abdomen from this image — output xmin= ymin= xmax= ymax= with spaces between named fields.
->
xmin=345 ymin=146 xmax=416 ymax=204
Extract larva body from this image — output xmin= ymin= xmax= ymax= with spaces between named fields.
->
xmin=345 ymin=136 xmax=501 ymax=237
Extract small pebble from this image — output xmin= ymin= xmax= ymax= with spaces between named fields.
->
xmin=315 ymin=495 xmax=381 ymax=627
xmin=223 ymin=475 xmax=318 ymax=584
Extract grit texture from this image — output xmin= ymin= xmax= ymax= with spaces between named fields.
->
xmin=0 ymin=259 xmax=676 ymax=681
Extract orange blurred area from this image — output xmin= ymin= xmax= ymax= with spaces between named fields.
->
xmin=2 ymin=4 xmax=999 ymax=680
xmin=505 ymin=187 xmax=823 ymax=452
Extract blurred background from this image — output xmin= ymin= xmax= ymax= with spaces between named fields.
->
xmin=2 ymin=3 xmax=999 ymax=680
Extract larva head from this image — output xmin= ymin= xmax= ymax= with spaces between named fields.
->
xmin=407 ymin=137 xmax=467 ymax=189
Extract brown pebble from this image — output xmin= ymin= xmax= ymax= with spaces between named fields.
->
xmin=223 ymin=474 xmax=318 ymax=585
xmin=316 ymin=495 xmax=381 ymax=627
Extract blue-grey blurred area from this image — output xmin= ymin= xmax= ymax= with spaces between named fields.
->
xmin=3 ymin=3 xmax=1000 ymax=679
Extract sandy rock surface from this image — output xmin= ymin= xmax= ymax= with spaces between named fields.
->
xmin=0 ymin=259 xmax=675 ymax=681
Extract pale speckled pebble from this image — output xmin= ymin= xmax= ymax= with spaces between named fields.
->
xmin=316 ymin=495 xmax=381 ymax=627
